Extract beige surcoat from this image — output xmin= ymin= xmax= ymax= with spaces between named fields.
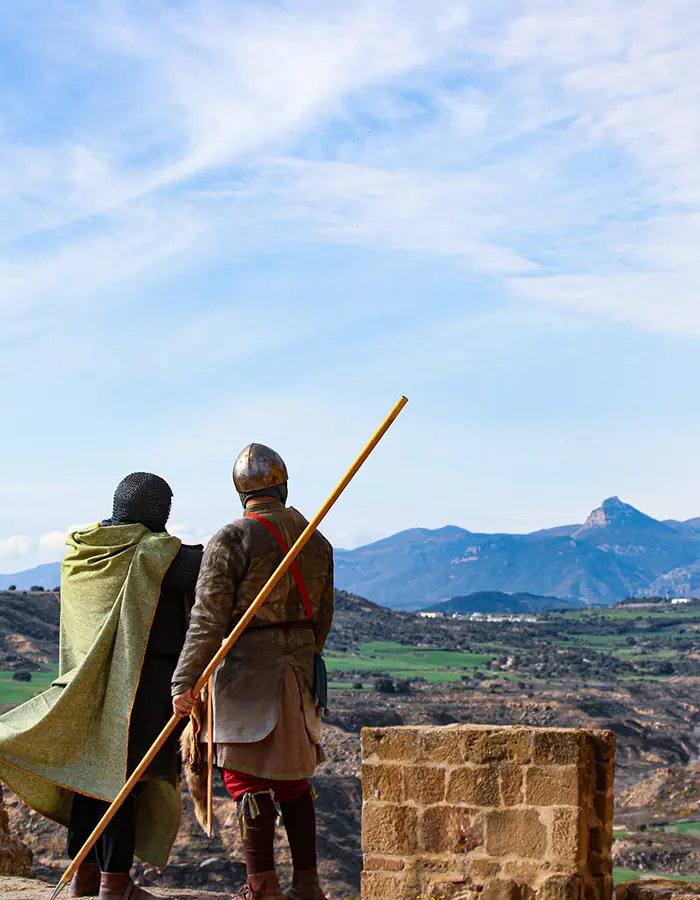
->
xmin=172 ymin=499 xmax=334 ymax=780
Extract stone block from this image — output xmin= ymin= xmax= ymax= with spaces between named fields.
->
xmin=588 ymin=852 xmax=608 ymax=877
xmin=410 ymin=855 xmax=470 ymax=879
xmin=362 ymin=727 xmax=419 ymax=762
xmin=595 ymin=762 xmax=613 ymax=795
xmin=462 ymin=727 xmax=533 ymax=764
xmin=447 ymin=766 xmax=500 ymax=807
xmin=363 ymin=853 xmax=405 ymax=871
xmin=362 ymin=763 xmax=404 ymax=803
xmin=486 ymin=809 xmax=547 ymax=859
xmin=503 ymin=860 xmax=541 ymax=884
xmin=538 ymin=874 xmax=583 ymax=900
xmin=481 ymin=877 xmax=522 ymax=900
xmin=468 ymin=856 xmax=503 ymax=882
xmin=526 ymin=766 xmax=581 ymax=806
xmin=589 ymin=825 xmax=605 ymax=853
xmin=549 ymin=807 xmax=585 ymax=863
xmin=421 ymin=805 xmax=484 ymax=854
xmin=590 ymin=731 xmax=616 ymax=764
xmin=425 ymin=880 xmax=477 ymax=900
xmin=421 ymin=726 xmax=465 ymax=764
xmin=594 ymin=873 xmax=614 ymax=900
xmin=361 ymin=869 xmax=419 ymax=900
xmin=594 ymin=790 xmax=614 ymax=824
xmin=533 ymin=731 xmax=584 ymax=766
xmin=404 ymin=764 xmax=446 ymax=805
xmin=500 ymin=763 xmax=525 ymax=806
xmin=362 ymin=801 xmax=418 ymax=855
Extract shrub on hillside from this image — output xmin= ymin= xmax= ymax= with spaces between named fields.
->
xmin=373 ymin=677 xmax=395 ymax=694
xmin=30 ymin=585 xmax=44 ymax=592
xmin=12 ymin=671 xmax=32 ymax=683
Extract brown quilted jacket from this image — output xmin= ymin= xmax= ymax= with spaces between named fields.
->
xmin=171 ymin=499 xmax=334 ymax=744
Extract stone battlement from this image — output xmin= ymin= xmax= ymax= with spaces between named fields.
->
xmin=361 ymin=724 xmax=616 ymax=900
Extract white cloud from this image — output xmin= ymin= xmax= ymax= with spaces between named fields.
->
xmin=38 ymin=531 xmax=68 ymax=555
xmin=0 ymin=535 xmax=32 ymax=559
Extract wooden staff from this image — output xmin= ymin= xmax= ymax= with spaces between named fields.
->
xmin=206 ymin=678 xmax=214 ymax=838
xmin=50 ymin=394 xmax=408 ymax=899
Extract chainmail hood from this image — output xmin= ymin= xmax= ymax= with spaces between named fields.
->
xmin=111 ymin=472 xmax=173 ymax=533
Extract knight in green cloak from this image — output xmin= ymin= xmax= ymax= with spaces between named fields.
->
xmin=0 ymin=473 xmax=203 ymax=900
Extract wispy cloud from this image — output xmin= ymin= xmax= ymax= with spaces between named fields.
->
xmin=3 ymin=0 xmax=700 ymax=565
xmin=2 ymin=0 xmax=698 ymax=334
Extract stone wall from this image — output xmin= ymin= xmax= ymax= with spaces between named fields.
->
xmin=0 ymin=786 xmax=32 ymax=877
xmin=361 ymin=724 xmax=616 ymax=900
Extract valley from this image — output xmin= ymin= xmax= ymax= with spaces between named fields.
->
xmin=3 ymin=588 xmax=700 ymax=895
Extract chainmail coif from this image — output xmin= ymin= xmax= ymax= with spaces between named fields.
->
xmin=111 ymin=472 xmax=173 ymax=533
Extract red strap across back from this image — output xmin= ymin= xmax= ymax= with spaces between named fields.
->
xmin=244 ymin=511 xmax=313 ymax=621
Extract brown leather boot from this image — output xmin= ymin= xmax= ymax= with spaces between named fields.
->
xmin=97 ymin=873 xmax=157 ymax=899
xmin=233 ymin=870 xmax=284 ymax=899
xmin=68 ymin=862 xmax=101 ymax=897
xmin=284 ymin=868 xmax=327 ymax=900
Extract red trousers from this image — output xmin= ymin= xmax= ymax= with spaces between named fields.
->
xmin=222 ymin=768 xmax=310 ymax=804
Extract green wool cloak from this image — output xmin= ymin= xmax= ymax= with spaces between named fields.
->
xmin=0 ymin=524 xmax=182 ymax=868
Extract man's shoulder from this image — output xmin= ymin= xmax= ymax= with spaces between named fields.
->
xmin=207 ymin=519 xmax=249 ymax=548
xmin=286 ymin=508 xmax=333 ymax=557
xmin=200 ymin=520 xmax=247 ymax=561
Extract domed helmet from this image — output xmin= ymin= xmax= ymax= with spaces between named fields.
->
xmin=111 ymin=472 xmax=173 ymax=532
xmin=233 ymin=443 xmax=288 ymax=506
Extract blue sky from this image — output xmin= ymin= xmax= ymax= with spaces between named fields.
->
xmin=2 ymin=0 xmax=700 ymax=572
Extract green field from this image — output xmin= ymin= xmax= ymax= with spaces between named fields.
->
xmin=614 ymin=869 xmax=700 ymax=885
xmin=325 ymin=641 xmax=494 ymax=684
xmin=650 ymin=821 xmax=700 ymax=836
xmin=0 ymin=666 xmax=58 ymax=706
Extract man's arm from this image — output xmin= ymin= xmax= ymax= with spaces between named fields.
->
xmin=313 ymin=555 xmax=334 ymax=652
xmin=163 ymin=544 xmax=204 ymax=594
xmin=171 ymin=526 xmax=245 ymax=713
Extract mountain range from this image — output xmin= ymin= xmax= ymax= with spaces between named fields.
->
xmin=333 ymin=497 xmax=700 ymax=609
xmin=5 ymin=497 xmax=700 ymax=609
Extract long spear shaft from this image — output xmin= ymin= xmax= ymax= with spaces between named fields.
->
xmin=50 ymin=394 xmax=408 ymax=900
xmin=206 ymin=679 xmax=214 ymax=837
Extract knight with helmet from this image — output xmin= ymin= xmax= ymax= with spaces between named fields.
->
xmin=172 ymin=444 xmax=334 ymax=900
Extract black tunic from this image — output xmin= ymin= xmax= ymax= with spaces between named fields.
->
xmin=126 ymin=544 xmax=202 ymax=783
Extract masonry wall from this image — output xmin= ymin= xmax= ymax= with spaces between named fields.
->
xmin=361 ymin=724 xmax=616 ymax=900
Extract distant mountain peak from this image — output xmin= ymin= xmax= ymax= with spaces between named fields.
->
xmin=580 ymin=496 xmax=641 ymax=530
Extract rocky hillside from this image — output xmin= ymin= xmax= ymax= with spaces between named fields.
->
xmin=420 ymin=591 xmax=581 ymax=614
xmin=335 ymin=497 xmax=700 ymax=609
xmin=0 ymin=588 xmax=445 ymax=667
xmin=0 ymin=591 xmax=59 ymax=670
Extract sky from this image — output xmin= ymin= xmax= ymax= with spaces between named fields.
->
xmin=2 ymin=0 xmax=700 ymax=573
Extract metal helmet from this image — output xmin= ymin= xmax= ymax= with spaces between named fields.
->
xmin=233 ymin=443 xmax=288 ymax=494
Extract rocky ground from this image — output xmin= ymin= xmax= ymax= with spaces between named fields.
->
xmin=0 ymin=878 xmax=230 ymax=898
